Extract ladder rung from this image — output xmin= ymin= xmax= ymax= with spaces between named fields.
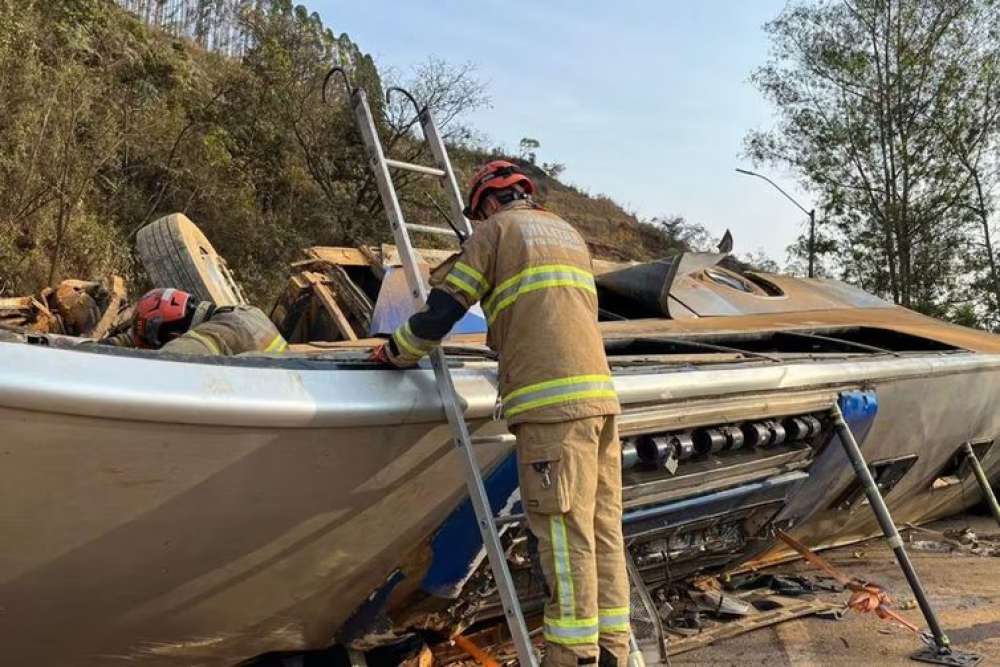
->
xmin=408 ymin=223 xmax=461 ymax=238
xmin=496 ymin=513 xmax=526 ymax=526
xmin=385 ymin=158 xmax=446 ymax=177
xmin=470 ymin=434 xmax=516 ymax=447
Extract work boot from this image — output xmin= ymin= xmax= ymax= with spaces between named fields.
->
xmin=542 ymin=644 xmax=598 ymax=667
xmin=598 ymin=646 xmax=620 ymax=667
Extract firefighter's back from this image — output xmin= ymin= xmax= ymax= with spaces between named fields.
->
xmin=485 ymin=204 xmax=620 ymax=425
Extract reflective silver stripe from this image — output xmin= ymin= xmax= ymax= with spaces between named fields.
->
xmin=598 ymin=608 xmax=630 ymax=632
xmin=503 ymin=376 xmax=617 ymax=417
xmin=543 ymin=619 xmax=599 ymax=645
xmin=550 ymin=515 xmax=575 ymax=618
xmin=446 ymin=261 xmax=490 ymax=299
xmin=392 ymin=322 xmax=437 ymax=361
xmin=482 ymin=264 xmax=595 ymax=323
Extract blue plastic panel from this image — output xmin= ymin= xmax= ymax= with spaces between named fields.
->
xmin=420 ymin=453 xmax=519 ymax=598
xmin=772 ymin=389 xmax=879 ymax=524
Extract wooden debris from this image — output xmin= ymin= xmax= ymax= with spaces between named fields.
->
xmin=0 ymin=296 xmax=59 ymax=333
xmin=88 ymin=275 xmax=127 ymax=340
xmin=399 ymin=645 xmax=434 ymax=667
xmin=358 ymin=245 xmax=385 ymax=278
xmin=0 ymin=274 xmax=128 ymax=338
xmin=272 ymin=248 xmax=379 ymax=343
xmin=305 ymin=246 xmax=371 ymax=267
xmin=304 ymin=271 xmax=358 ymax=341
xmin=326 ymin=265 xmax=373 ymax=332
xmin=665 ymin=597 xmax=839 ymax=656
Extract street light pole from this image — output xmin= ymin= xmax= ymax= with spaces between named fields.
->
xmin=807 ymin=207 xmax=815 ymax=279
xmin=735 ymin=168 xmax=816 ymax=278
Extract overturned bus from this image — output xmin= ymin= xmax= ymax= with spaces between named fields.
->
xmin=0 ymin=216 xmax=997 ymax=665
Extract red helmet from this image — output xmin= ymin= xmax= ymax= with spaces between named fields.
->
xmin=132 ymin=288 xmax=195 ymax=348
xmin=464 ymin=160 xmax=535 ymax=219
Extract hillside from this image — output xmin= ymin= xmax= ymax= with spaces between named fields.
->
xmin=512 ymin=161 xmax=687 ymax=262
xmin=0 ymin=1 xmax=686 ymax=306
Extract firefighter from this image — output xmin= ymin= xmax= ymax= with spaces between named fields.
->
xmin=101 ymin=287 xmax=287 ymax=356
xmin=371 ymin=161 xmax=628 ymax=666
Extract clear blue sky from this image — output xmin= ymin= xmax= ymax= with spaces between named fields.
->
xmin=314 ymin=1 xmax=809 ymax=262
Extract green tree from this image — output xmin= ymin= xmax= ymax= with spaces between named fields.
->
xmin=746 ymin=0 xmax=996 ymax=316
xmin=518 ymin=137 xmax=540 ymax=164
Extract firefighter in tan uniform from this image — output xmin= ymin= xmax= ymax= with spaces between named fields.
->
xmin=372 ymin=161 xmax=629 ymax=666
xmin=101 ymin=287 xmax=287 ymax=355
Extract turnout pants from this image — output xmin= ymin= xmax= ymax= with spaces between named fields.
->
xmin=513 ymin=415 xmax=629 ymax=666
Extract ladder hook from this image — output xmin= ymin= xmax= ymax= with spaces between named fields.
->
xmin=322 ymin=66 xmax=354 ymax=104
xmin=386 ymin=86 xmax=425 ymax=121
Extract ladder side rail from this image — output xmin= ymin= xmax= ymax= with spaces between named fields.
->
xmin=349 ymin=89 xmax=429 ymax=302
xmin=428 ymin=346 xmax=538 ymax=667
xmin=419 ymin=108 xmax=474 ymax=237
xmin=350 ymin=86 xmax=539 ymax=667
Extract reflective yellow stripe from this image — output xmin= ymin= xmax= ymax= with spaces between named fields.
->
xmin=599 ymin=607 xmax=631 ymax=633
xmin=265 ymin=335 xmax=287 ymax=353
xmin=506 ymin=390 xmax=618 ymax=418
xmin=544 ymin=617 xmax=600 ymax=645
xmin=186 ymin=330 xmax=221 ymax=355
xmin=505 ymin=374 xmax=612 ymax=401
xmin=393 ymin=324 xmax=423 ymax=357
xmin=445 ymin=273 xmax=480 ymax=297
xmin=491 ymin=264 xmax=591 ymax=297
xmin=392 ymin=322 xmax=436 ymax=360
xmin=600 ymin=606 xmax=629 ymax=616
xmin=404 ymin=321 xmax=437 ymax=351
xmin=486 ymin=279 xmax=596 ymax=324
xmin=482 ymin=264 xmax=594 ymax=323
xmin=550 ymin=515 xmax=575 ymax=619
xmin=446 ymin=262 xmax=490 ymax=299
xmin=454 ymin=261 xmax=489 ymax=289
xmin=545 ymin=518 xmax=601 ymax=646
xmin=502 ymin=374 xmax=617 ymax=418
xmin=546 ymin=616 xmax=601 ymax=628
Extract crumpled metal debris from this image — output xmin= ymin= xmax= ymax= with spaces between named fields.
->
xmin=905 ymin=524 xmax=1000 ymax=557
xmin=689 ymin=588 xmax=753 ymax=616
xmin=731 ymin=573 xmax=843 ymax=597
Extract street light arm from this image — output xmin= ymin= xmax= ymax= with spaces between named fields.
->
xmin=735 ymin=168 xmax=813 ymax=217
xmin=736 ymin=167 xmax=818 ymax=278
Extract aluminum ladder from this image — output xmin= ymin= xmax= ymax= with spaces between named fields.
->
xmin=324 ymin=67 xmax=539 ymax=667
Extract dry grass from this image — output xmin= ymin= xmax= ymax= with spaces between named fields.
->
xmin=451 ymin=154 xmax=687 ymax=262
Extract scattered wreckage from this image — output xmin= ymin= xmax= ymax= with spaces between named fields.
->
xmin=1 ymin=213 xmax=999 ymax=665
xmin=0 ymin=274 xmax=128 ymax=339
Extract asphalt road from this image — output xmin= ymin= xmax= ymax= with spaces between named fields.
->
xmin=672 ymin=514 xmax=1000 ymax=666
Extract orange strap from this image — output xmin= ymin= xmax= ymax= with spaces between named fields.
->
xmin=452 ymin=633 xmax=501 ymax=667
xmin=776 ymin=530 xmax=852 ymax=586
xmin=775 ymin=530 xmax=920 ymax=634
